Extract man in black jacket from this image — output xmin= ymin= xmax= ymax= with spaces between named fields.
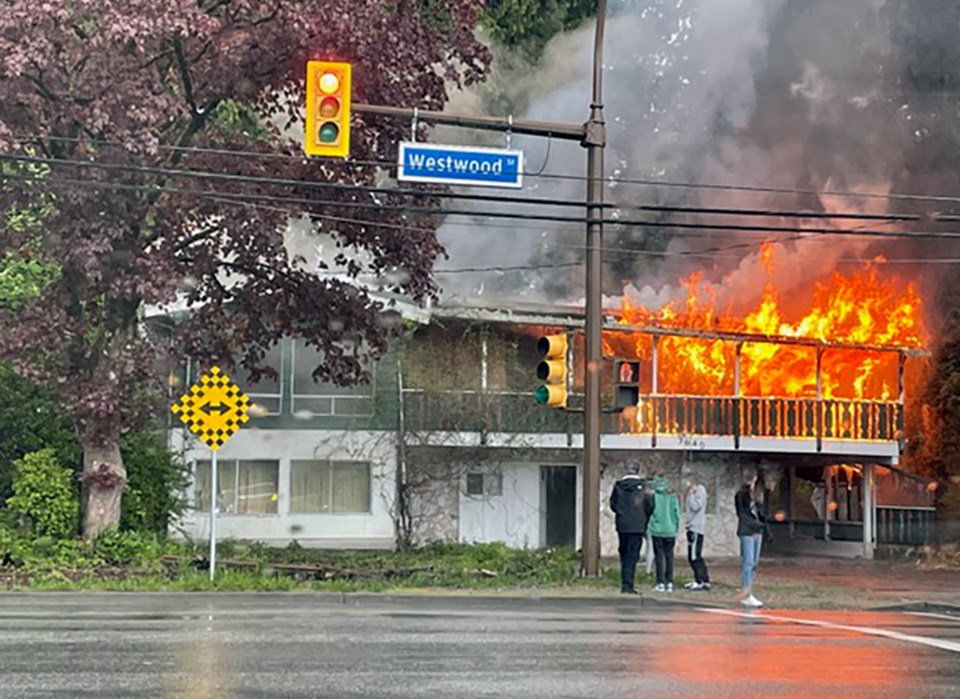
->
xmin=609 ymin=464 xmax=655 ymax=594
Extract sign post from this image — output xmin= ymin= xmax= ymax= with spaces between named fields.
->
xmin=171 ymin=366 xmax=250 ymax=581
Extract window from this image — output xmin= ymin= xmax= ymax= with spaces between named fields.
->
xmin=290 ymin=340 xmax=374 ymax=417
xmin=232 ymin=344 xmax=283 ymax=415
xmin=465 ymin=471 xmax=502 ymax=497
xmin=188 ymin=344 xmax=283 ymax=416
xmin=290 ymin=460 xmax=372 ymax=513
xmin=195 ymin=459 xmax=279 ymax=514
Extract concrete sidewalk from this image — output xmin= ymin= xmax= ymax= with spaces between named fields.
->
xmin=651 ymin=553 xmax=960 ymax=610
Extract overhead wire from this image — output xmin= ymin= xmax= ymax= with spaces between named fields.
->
xmin=3 ymin=153 xmax=960 ymax=241
xmin=13 ymin=133 xmax=960 ymax=208
xmin=0 ymin=151 xmax=925 ymax=223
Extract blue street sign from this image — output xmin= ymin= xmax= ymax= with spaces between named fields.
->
xmin=397 ymin=142 xmax=524 ymax=189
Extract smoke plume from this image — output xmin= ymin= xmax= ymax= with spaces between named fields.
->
xmin=433 ymin=0 xmax=960 ymax=314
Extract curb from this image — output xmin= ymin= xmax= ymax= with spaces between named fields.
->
xmin=870 ymin=601 xmax=960 ymax=615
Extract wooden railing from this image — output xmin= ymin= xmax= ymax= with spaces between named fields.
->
xmin=628 ymin=395 xmax=903 ymax=447
xmin=401 ymin=390 xmax=903 ymax=447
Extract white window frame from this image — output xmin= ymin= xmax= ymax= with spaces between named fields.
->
xmin=289 ymin=459 xmax=373 ymax=514
xmin=289 ymin=340 xmax=375 ymax=417
xmin=194 ymin=459 xmax=280 ymax=515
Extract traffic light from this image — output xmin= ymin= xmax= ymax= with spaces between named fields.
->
xmin=614 ymin=359 xmax=641 ymax=411
xmin=305 ymin=61 xmax=352 ymax=158
xmin=536 ymin=334 xmax=568 ymax=408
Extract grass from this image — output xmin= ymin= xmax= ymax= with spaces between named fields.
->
xmin=2 ymin=539 xmax=640 ymax=593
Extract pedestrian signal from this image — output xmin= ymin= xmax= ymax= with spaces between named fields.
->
xmin=614 ymin=359 xmax=641 ymax=411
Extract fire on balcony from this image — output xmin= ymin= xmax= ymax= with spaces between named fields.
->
xmin=603 ymin=243 xmax=927 ymax=447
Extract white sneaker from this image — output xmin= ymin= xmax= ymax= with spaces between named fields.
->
xmin=741 ymin=594 xmax=764 ymax=608
xmin=687 ymin=582 xmax=703 ymax=591
xmin=683 ymin=581 xmax=697 ymax=590
xmin=666 ymin=583 xmax=674 ymax=592
xmin=654 ymin=584 xmax=666 ymax=592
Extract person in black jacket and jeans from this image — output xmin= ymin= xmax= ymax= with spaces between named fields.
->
xmin=735 ymin=469 xmax=765 ymax=608
xmin=610 ymin=464 xmax=655 ymax=594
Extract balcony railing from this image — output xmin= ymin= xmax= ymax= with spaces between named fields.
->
xmin=402 ymin=390 xmax=575 ymax=434
xmin=402 ymin=390 xmax=903 ymax=447
xmin=627 ymin=395 xmax=903 ymax=447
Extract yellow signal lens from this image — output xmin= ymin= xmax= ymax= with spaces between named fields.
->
xmin=319 ymin=72 xmax=340 ymax=94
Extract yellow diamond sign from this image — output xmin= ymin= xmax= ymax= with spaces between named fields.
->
xmin=171 ymin=366 xmax=250 ymax=451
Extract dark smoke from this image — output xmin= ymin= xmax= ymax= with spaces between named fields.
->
xmin=435 ymin=0 xmax=960 ymax=316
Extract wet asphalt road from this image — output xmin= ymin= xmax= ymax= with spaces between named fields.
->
xmin=0 ymin=593 xmax=958 ymax=698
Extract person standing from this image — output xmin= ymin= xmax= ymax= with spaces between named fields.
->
xmin=609 ymin=464 xmax=654 ymax=595
xmin=735 ymin=470 xmax=765 ymax=608
xmin=683 ymin=472 xmax=711 ymax=591
xmin=648 ymin=473 xmax=681 ymax=592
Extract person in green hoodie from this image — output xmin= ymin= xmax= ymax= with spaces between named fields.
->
xmin=648 ymin=472 xmax=681 ymax=592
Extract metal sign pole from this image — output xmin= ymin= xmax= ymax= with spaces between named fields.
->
xmin=210 ymin=448 xmax=218 ymax=581
xmin=170 ymin=366 xmax=249 ymax=585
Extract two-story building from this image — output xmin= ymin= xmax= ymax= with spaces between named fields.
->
xmin=171 ymin=300 xmax=933 ymax=558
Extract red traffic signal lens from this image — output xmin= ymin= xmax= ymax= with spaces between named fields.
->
xmin=319 ymin=122 xmax=340 ymax=143
xmin=319 ymin=72 xmax=340 ymax=94
xmin=319 ymin=96 xmax=340 ymax=119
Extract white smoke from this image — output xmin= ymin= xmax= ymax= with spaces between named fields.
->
xmin=432 ymin=0 xmax=920 ymax=311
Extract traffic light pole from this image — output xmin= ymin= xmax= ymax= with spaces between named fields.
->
xmin=581 ymin=0 xmax=607 ymax=578
xmin=353 ymin=2 xmax=607 ymax=576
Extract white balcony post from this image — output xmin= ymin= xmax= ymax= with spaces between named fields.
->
xmin=863 ymin=463 xmax=876 ymax=558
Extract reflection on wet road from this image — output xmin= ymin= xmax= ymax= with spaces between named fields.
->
xmin=0 ymin=594 xmax=957 ymax=698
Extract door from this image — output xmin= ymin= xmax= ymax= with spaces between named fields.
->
xmin=542 ymin=466 xmax=576 ymax=548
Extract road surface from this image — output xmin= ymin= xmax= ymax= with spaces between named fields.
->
xmin=0 ymin=593 xmax=957 ymax=697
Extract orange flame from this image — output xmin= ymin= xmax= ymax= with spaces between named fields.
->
xmin=609 ymin=243 xmax=925 ymax=400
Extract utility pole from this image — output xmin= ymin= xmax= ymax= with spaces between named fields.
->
xmin=580 ymin=0 xmax=607 ymax=578
xmin=353 ymin=1 xmax=608 ymax=576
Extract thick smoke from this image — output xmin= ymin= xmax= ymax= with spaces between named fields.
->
xmin=433 ymin=0 xmax=960 ymax=313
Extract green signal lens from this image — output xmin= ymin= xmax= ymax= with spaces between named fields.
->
xmin=535 ymin=386 xmax=550 ymax=405
xmin=319 ymin=122 xmax=340 ymax=143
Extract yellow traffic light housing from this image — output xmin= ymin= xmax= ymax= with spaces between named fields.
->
xmin=305 ymin=61 xmax=352 ymax=158
xmin=536 ymin=334 xmax=569 ymax=408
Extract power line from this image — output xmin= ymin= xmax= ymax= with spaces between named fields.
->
xmin=16 ymin=132 xmax=960 ymax=208
xmin=196 ymin=194 xmax=960 ymax=271
xmin=4 ymin=155 xmax=960 ymax=242
xmin=0 ymin=151 xmax=927 ymax=224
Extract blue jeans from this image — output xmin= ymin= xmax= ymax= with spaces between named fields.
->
xmin=739 ymin=534 xmax=762 ymax=590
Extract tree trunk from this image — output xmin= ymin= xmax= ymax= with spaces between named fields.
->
xmin=80 ymin=434 xmax=126 ymax=540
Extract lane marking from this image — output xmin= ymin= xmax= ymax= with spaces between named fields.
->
xmin=700 ymin=608 xmax=960 ymax=654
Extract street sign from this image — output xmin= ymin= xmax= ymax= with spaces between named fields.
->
xmin=171 ymin=366 xmax=250 ymax=582
xmin=171 ymin=366 xmax=250 ymax=451
xmin=397 ymin=142 xmax=524 ymax=188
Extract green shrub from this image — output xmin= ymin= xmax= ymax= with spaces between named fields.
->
xmin=6 ymin=448 xmax=77 ymax=539
xmin=120 ymin=432 xmax=190 ymax=535
xmin=0 ymin=363 xmax=79 ymax=505
xmin=92 ymin=528 xmax=165 ymax=566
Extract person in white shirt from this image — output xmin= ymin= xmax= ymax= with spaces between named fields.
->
xmin=683 ymin=472 xmax=711 ymax=591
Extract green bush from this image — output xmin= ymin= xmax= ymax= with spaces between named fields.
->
xmin=92 ymin=528 xmax=166 ymax=566
xmin=6 ymin=448 xmax=77 ymax=539
xmin=120 ymin=432 xmax=189 ymax=535
xmin=0 ymin=363 xmax=79 ymax=505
